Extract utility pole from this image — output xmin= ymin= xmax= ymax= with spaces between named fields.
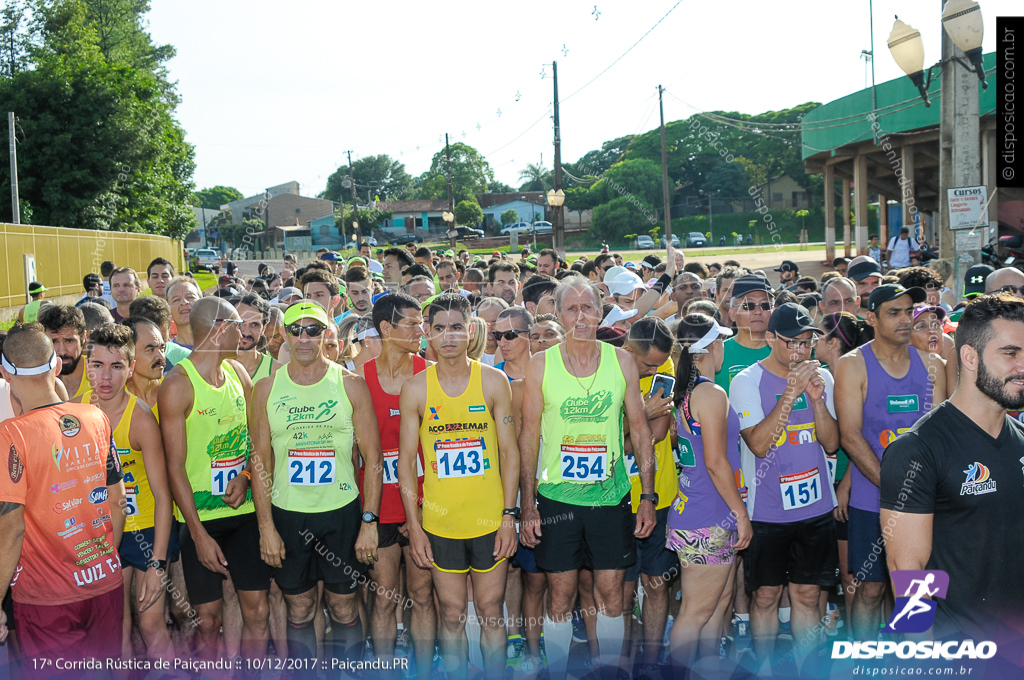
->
xmin=658 ymin=86 xmax=672 ymax=260
xmin=552 ymin=61 xmax=564 ymax=258
xmin=445 ymin=133 xmax=456 ymax=250
xmin=8 ymin=112 xmax=19 ymax=225
xmin=347 ymin=150 xmax=359 ymax=247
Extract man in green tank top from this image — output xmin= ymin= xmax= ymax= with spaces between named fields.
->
xmin=249 ymin=302 xmax=384 ymax=664
xmin=18 ymin=281 xmax=48 ymax=323
xmin=232 ymin=293 xmax=273 ymax=383
xmin=519 ymin=276 xmax=657 ymax=677
xmin=159 ymin=296 xmax=272 ymax=661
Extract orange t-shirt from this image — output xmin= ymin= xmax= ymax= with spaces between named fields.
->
xmin=0 ymin=403 xmax=124 ymax=606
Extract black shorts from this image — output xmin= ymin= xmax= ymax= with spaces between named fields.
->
xmin=625 ymin=507 xmax=678 ymax=582
xmin=378 ymin=522 xmax=410 ymax=550
xmin=744 ymin=512 xmax=838 ymax=591
xmin=426 ymin=531 xmax=504 ymax=574
xmin=119 ymin=525 xmax=181 ymax=572
xmin=847 ymin=507 xmax=888 ymax=583
xmin=533 ymin=493 xmax=635 ymax=573
xmin=271 ymin=501 xmax=366 ymax=596
xmin=180 ymin=512 xmax=273 ymax=606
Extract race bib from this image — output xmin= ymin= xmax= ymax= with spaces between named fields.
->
xmin=624 ymin=453 xmax=639 ymax=478
xmin=381 ymin=449 xmax=424 ymax=485
xmin=124 ymin=488 xmax=139 ymax=516
xmin=780 ymin=467 xmax=821 ymax=511
xmin=211 ymin=454 xmax=245 ymax=496
xmin=288 ymin=449 xmax=336 ymax=486
xmin=560 ymin=445 xmax=607 ymax=482
xmin=825 ymin=453 xmax=837 ymax=485
xmin=434 ymin=439 xmax=486 ymax=479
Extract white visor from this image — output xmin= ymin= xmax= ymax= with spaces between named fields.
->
xmin=2 ymin=351 xmax=58 ymax=376
xmin=356 ymin=328 xmax=379 ymax=342
xmin=686 ymin=319 xmax=733 ymax=354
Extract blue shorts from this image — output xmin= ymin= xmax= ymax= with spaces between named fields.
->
xmin=512 ymin=542 xmax=541 ymax=574
xmin=625 ymin=507 xmax=679 ymax=582
xmin=847 ymin=507 xmax=888 ymax=583
xmin=119 ymin=524 xmax=180 ymax=571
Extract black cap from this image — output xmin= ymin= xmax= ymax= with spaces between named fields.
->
xmin=730 ymin=274 xmax=773 ymax=299
xmin=848 ymin=259 xmax=884 ymax=282
xmin=768 ymin=303 xmax=823 ymax=337
xmin=832 ymin=257 xmax=850 ymax=266
xmin=774 ymin=260 xmax=798 ymax=273
xmin=867 ymin=284 xmax=927 ymax=312
xmin=963 ymin=264 xmax=994 ymax=297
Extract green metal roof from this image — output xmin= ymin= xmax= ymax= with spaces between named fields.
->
xmin=801 ymin=52 xmax=996 ymax=161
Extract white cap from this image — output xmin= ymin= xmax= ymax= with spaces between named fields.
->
xmin=607 ymin=272 xmax=646 ymax=297
xmin=603 ymin=266 xmax=627 ymax=284
xmin=600 ymin=305 xmax=640 ymax=328
xmin=368 ymin=259 xmax=383 ymax=275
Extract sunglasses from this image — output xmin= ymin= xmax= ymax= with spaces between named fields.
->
xmin=997 ymin=285 xmax=1024 ymax=296
xmin=285 ymin=323 xmax=327 ymax=338
xmin=740 ymin=302 xmax=773 ymax=312
xmin=492 ymin=329 xmax=527 ymax=342
xmin=214 ymin=318 xmax=243 ymax=327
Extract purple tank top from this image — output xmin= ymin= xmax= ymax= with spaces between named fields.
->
xmin=668 ymin=380 xmax=746 ymax=531
xmin=744 ymin=366 xmax=836 ymax=522
xmin=849 ymin=342 xmax=930 ymax=512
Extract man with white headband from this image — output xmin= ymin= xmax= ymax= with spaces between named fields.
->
xmin=250 ymin=301 xmax=383 ymax=664
xmin=0 ymin=323 xmax=127 ymax=667
xmin=358 ymin=292 xmax=436 ymax=673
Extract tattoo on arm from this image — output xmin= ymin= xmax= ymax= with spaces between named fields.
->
xmin=503 ymin=415 xmax=514 ymax=425
xmin=0 ymin=502 xmax=22 ymax=517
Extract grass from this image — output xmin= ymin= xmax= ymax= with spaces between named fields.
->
xmin=454 ymin=242 xmax=826 ymax=261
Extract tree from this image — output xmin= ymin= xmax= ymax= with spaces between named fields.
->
xmin=591 ymin=196 xmax=656 ymax=243
xmin=517 ymin=163 xmax=552 ymax=192
xmin=0 ymin=1 xmax=31 ymax=78
xmin=564 ymin=186 xmax=597 ymax=230
xmin=590 ymin=158 xmax=662 ymax=211
xmin=488 ymin=180 xmax=515 ymax=194
xmin=500 ymin=209 xmax=519 ymax=227
xmin=320 ymin=154 xmax=413 ymax=203
xmin=703 ymin=161 xmax=750 ymax=199
xmin=337 ymin=204 xmax=393 ymax=240
xmin=194 ymin=186 xmax=242 ymax=211
xmin=0 ymin=0 xmax=195 ymax=237
xmin=454 ymin=199 xmax=483 ymax=228
xmin=416 ymin=143 xmax=494 ymax=203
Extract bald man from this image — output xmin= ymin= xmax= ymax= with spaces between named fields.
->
xmin=159 ymin=297 xmax=271 ymax=660
xmin=985 ymin=267 xmax=1024 ymax=299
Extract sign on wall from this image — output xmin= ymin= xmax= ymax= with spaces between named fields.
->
xmin=947 ymin=186 xmax=989 ymax=230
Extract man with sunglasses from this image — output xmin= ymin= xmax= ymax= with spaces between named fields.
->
xmin=715 ymin=275 xmax=774 ymax=394
xmin=984 ymin=266 xmax=1024 ymax=299
xmin=730 ymin=303 xmax=839 ymax=673
xmin=493 ymin=308 xmax=534 ymax=382
xmin=249 ymin=302 xmax=383 ymax=664
xmin=835 ymin=285 xmax=946 ymax=641
xmin=159 ymin=296 xmax=272 ymax=661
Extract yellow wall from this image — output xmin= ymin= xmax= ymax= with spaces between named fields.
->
xmin=0 ymin=223 xmax=184 ymax=309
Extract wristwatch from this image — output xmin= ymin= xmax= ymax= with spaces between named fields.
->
xmin=639 ymin=493 xmax=659 ymax=505
xmin=361 ymin=511 xmax=379 ymax=524
xmin=502 ymin=507 xmax=520 ymax=519
xmin=147 ymin=559 xmax=168 ymax=571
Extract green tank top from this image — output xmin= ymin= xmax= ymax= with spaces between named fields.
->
xmin=252 ymin=353 xmax=272 ymax=383
xmin=538 ymin=341 xmax=631 ymax=506
xmin=267 ymin=362 xmax=358 ymax=512
xmin=23 ymin=300 xmax=43 ymax=323
xmin=177 ymin=358 xmax=253 ymax=522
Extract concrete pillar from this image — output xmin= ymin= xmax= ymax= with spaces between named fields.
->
xmin=854 ymin=155 xmax=869 ymax=255
xmin=842 ymin=175 xmax=852 ymax=258
xmin=901 ymin=146 xmax=916 ymax=238
xmin=824 ymin=165 xmax=836 ymax=263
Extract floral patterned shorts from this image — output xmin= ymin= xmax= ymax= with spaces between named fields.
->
xmin=666 ymin=525 xmax=738 ymax=566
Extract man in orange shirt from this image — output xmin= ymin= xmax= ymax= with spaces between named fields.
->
xmin=0 ymin=323 xmax=127 ymax=672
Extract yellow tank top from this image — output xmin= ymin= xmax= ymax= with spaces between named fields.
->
xmin=252 ymin=353 xmax=272 ymax=384
xmin=176 ymin=359 xmax=252 ymax=522
xmin=72 ymin=370 xmax=92 ymax=400
xmin=419 ymin=361 xmax=503 ymax=539
xmin=85 ymin=392 xmax=154 ymax=531
xmin=627 ymin=358 xmax=678 ymax=511
xmin=266 ymin=362 xmax=358 ymax=512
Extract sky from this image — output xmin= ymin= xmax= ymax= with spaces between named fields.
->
xmin=147 ymin=0 xmax=1019 ymax=201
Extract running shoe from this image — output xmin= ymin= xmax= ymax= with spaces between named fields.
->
xmin=506 ymin=634 xmax=525 ymax=670
xmin=571 ymin=608 xmax=587 ymax=643
xmin=777 ymin=619 xmax=792 ymax=640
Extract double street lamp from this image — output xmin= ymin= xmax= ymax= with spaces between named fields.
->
xmin=546 ymin=189 xmax=565 ymax=255
xmin=442 ymin=210 xmax=456 ymax=250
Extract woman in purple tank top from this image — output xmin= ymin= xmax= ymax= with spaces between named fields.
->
xmin=666 ymin=313 xmax=752 ymax=669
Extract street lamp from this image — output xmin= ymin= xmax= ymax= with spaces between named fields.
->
xmin=546 ymin=189 xmax=565 ymax=255
xmin=442 ymin=211 xmax=456 ymax=249
xmin=886 ymin=1 xmax=987 ymax=107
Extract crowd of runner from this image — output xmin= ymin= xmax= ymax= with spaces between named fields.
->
xmin=0 ymin=238 xmax=1022 ymax=680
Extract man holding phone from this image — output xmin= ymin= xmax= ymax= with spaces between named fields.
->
xmin=621 ymin=317 xmax=680 ymax=675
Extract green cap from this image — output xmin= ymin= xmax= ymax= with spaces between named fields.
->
xmin=283 ymin=302 xmax=329 ymax=326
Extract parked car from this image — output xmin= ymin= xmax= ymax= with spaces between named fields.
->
xmin=633 ymin=235 xmax=655 ymax=250
xmin=389 ymin=232 xmax=423 ymax=245
xmin=531 ymin=221 xmax=553 ymax=234
xmin=660 ymin=234 xmax=681 ymax=248
xmin=455 ymin=226 xmax=485 ymax=239
xmin=195 ymin=248 xmax=221 ymax=272
xmin=686 ymin=232 xmax=707 ymax=247
xmin=500 ymin=222 xmax=534 ymax=236
xmin=345 ymin=236 xmax=379 ymax=250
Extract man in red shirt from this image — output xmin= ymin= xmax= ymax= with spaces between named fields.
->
xmin=0 ymin=323 xmax=127 ymax=673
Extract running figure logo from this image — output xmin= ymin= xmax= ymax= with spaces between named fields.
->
xmin=883 ymin=570 xmax=949 ymax=633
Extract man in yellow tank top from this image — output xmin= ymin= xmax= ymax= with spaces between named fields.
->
xmin=398 ymin=293 xmax=520 ymax=678
xmin=126 ymin=319 xmax=166 ymax=413
xmin=159 ymin=297 xmax=272 ymax=661
xmin=78 ymin=323 xmax=173 ymax=660
xmin=249 ymin=302 xmax=384 ymax=664
xmin=519 ymin=276 xmax=657 ymax=676
xmin=39 ymin=305 xmax=91 ymax=400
